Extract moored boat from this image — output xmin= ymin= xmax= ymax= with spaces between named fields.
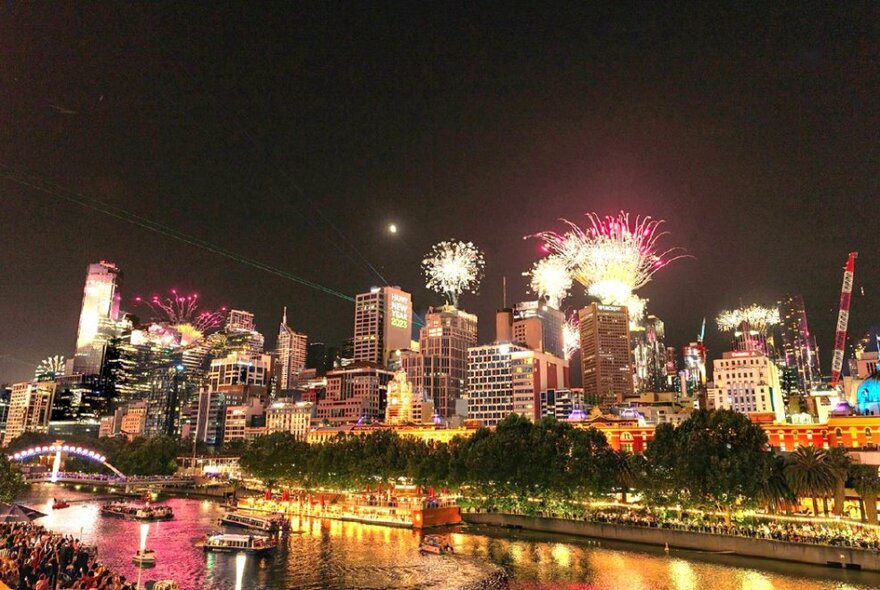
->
xmin=219 ymin=511 xmax=289 ymax=532
xmin=196 ymin=533 xmax=277 ymax=555
xmin=52 ymin=499 xmax=70 ymax=510
xmin=101 ymin=502 xmax=174 ymax=520
xmin=136 ymin=505 xmax=174 ymax=521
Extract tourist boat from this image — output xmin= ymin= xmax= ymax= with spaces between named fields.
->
xmin=196 ymin=533 xmax=277 ymax=555
xmin=419 ymin=535 xmax=454 ymax=555
xmin=132 ymin=549 xmax=156 ymax=566
xmin=219 ymin=511 xmax=289 ymax=533
xmin=151 ymin=582 xmax=180 ymax=590
xmin=52 ymin=499 xmax=70 ymax=510
xmin=136 ymin=505 xmax=174 ymax=521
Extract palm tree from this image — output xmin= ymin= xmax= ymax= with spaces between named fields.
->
xmin=785 ymin=447 xmax=836 ymax=515
xmin=759 ymin=454 xmax=795 ymax=513
xmin=827 ymin=447 xmax=854 ymax=516
xmin=851 ymin=464 xmax=880 ymax=524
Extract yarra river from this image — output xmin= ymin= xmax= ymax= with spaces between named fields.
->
xmin=20 ymin=486 xmax=880 ymax=590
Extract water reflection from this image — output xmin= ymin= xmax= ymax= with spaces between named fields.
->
xmin=20 ymin=485 xmax=880 ymax=590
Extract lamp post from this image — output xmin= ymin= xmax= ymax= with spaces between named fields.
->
xmin=137 ymin=523 xmax=149 ymax=590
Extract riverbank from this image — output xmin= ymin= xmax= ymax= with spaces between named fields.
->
xmin=463 ymin=512 xmax=880 ymax=572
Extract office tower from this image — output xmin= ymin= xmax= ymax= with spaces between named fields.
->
xmin=681 ymin=342 xmax=707 ymax=397
xmin=664 ymin=346 xmax=679 ymax=391
xmin=509 ymin=301 xmax=565 ymax=358
xmin=223 ymin=310 xmax=265 ymax=356
xmin=0 ymin=387 xmax=10 ymax=442
xmin=195 ymin=352 xmax=271 ymax=444
xmin=3 ymin=381 xmax=56 ymax=445
xmin=226 ymin=309 xmax=255 ymax=332
xmin=353 ymin=286 xmax=412 ymax=366
xmin=579 ymin=303 xmax=633 ymax=406
xmin=709 ymin=350 xmax=785 ymax=423
xmin=314 ymin=364 xmax=394 ymax=426
xmin=467 ymin=343 xmax=568 ymax=426
xmin=402 ymin=305 xmax=477 ymax=418
xmin=266 ymin=401 xmax=315 ymax=440
xmin=778 ymin=295 xmax=821 ymax=395
xmin=276 ymin=307 xmax=308 ymax=390
xmin=72 ymin=261 xmax=122 ymax=376
xmin=306 ymin=342 xmax=328 ymax=374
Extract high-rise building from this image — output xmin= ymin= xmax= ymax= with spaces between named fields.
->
xmin=208 ymin=352 xmax=271 ymax=389
xmin=266 ymin=401 xmax=315 ymax=440
xmin=709 ymin=350 xmax=785 ymax=423
xmin=579 ymin=303 xmax=633 ymax=406
xmin=778 ymin=295 xmax=821 ymax=396
xmin=681 ymin=342 xmax=707 ymax=397
xmin=509 ymin=302 xmax=565 ymax=359
xmin=314 ymin=363 xmax=394 ymax=426
xmin=275 ymin=307 xmax=308 ymax=390
xmin=72 ymin=261 xmax=122 ymax=376
xmin=632 ymin=314 xmax=668 ymax=393
xmin=466 ymin=343 xmax=568 ymax=426
xmin=3 ymin=381 xmax=56 ymax=445
xmin=353 ymin=286 xmax=412 ymax=366
xmin=402 ymin=305 xmax=477 ymax=418
xmin=306 ymin=342 xmax=328 ymax=374
xmin=226 ymin=310 xmax=255 ymax=332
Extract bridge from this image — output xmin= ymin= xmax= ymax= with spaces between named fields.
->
xmin=9 ymin=442 xmax=195 ymax=490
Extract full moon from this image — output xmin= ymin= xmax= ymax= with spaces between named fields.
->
xmin=388 ymin=223 xmax=398 ymax=234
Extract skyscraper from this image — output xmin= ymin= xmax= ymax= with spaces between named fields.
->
xmin=353 ymin=286 xmax=412 ymax=366
xmin=3 ymin=381 xmax=56 ymax=445
xmin=224 ymin=309 xmax=265 ymax=355
xmin=402 ymin=305 xmax=477 ymax=417
xmin=778 ymin=295 xmax=821 ymax=395
xmin=509 ymin=301 xmax=565 ymax=358
xmin=579 ymin=303 xmax=633 ymax=406
xmin=275 ymin=307 xmax=308 ymax=390
xmin=72 ymin=261 xmax=122 ymax=376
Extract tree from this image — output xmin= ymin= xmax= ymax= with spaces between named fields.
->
xmin=785 ymin=446 xmax=835 ymax=515
xmin=851 ymin=464 xmax=880 ymax=524
xmin=644 ymin=410 xmax=774 ymax=518
xmin=758 ymin=454 xmax=795 ymax=513
xmin=0 ymin=455 xmax=25 ymax=502
xmin=827 ymin=447 xmax=853 ymax=516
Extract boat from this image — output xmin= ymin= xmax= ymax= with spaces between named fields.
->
xmin=419 ymin=535 xmax=454 ymax=555
xmin=219 ymin=511 xmax=289 ymax=533
xmin=196 ymin=533 xmax=277 ymax=555
xmin=52 ymin=499 xmax=70 ymax=510
xmin=149 ymin=582 xmax=180 ymax=590
xmin=136 ymin=506 xmax=174 ymax=521
xmin=132 ymin=549 xmax=157 ymax=565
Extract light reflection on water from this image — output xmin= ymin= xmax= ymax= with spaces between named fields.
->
xmin=20 ymin=485 xmax=880 ymax=590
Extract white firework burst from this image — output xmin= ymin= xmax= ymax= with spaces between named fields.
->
xmin=422 ymin=240 xmax=485 ymax=307
xmin=35 ymin=355 xmax=66 ymax=378
xmin=716 ymin=305 xmax=780 ymax=332
xmin=563 ymin=313 xmax=580 ymax=360
xmin=528 ymin=256 xmax=572 ymax=309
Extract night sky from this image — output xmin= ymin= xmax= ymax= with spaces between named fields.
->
xmin=2 ymin=5 xmax=879 ymax=384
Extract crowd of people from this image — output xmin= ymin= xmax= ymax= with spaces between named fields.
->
xmin=0 ymin=522 xmax=136 ymax=590
xmin=588 ymin=509 xmax=880 ymax=550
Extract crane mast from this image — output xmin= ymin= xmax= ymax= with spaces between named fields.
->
xmin=830 ymin=252 xmax=858 ymax=390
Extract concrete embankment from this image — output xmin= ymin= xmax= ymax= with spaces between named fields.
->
xmin=463 ymin=512 xmax=880 ymax=572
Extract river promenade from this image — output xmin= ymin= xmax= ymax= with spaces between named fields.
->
xmin=463 ymin=511 xmax=880 ymax=571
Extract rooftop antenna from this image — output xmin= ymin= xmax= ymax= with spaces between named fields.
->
xmin=502 ymin=276 xmax=507 ymax=308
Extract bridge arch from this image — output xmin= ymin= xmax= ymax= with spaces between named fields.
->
xmin=8 ymin=443 xmax=125 ymax=479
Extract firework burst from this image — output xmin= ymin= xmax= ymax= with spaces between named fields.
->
xmin=422 ymin=240 xmax=485 ymax=307
xmin=35 ymin=355 xmax=65 ymax=378
xmin=563 ymin=313 xmax=580 ymax=360
xmin=530 ymin=211 xmax=687 ymax=309
xmin=528 ymin=256 xmax=572 ymax=309
xmin=134 ymin=290 xmax=226 ymax=334
xmin=716 ymin=305 xmax=780 ymax=332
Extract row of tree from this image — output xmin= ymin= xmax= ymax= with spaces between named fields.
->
xmin=238 ymin=410 xmax=880 ymax=524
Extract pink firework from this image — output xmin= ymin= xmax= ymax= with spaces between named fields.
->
xmin=134 ymin=290 xmax=226 ymax=333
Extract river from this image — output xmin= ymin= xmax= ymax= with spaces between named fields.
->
xmin=19 ymin=485 xmax=880 ymax=589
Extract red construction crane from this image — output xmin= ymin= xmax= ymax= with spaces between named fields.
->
xmin=830 ymin=252 xmax=858 ymax=390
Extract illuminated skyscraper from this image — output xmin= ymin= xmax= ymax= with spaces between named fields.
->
xmin=224 ymin=309 xmax=265 ymax=355
xmin=72 ymin=261 xmax=122 ymax=376
xmin=275 ymin=307 xmax=308 ymax=390
xmin=632 ymin=314 xmax=667 ymax=394
xmin=777 ymin=294 xmax=821 ymax=395
xmin=402 ymin=305 xmax=477 ymax=418
xmin=681 ymin=341 xmax=708 ymax=396
xmin=579 ymin=303 xmax=633 ymax=406
xmin=353 ymin=286 xmax=412 ymax=366
xmin=3 ymin=381 xmax=56 ymax=445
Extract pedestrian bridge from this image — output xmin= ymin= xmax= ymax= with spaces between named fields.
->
xmin=22 ymin=472 xmax=195 ymax=487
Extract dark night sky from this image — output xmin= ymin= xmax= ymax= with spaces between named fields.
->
xmin=1 ymin=4 xmax=879 ymax=383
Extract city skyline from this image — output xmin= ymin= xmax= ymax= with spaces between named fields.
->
xmin=2 ymin=5 xmax=879 ymax=383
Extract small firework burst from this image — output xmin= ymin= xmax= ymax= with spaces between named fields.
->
xmin=134 ymin=290 xmax=226 ymax=334
xmin=35 ymin=355 xmax=65 ymax=378
xmin=422 ymin=240 xmax=485 ymax=307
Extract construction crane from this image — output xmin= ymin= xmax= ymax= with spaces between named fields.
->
xmin=830 ymin=252 xmax=858 ymax=391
